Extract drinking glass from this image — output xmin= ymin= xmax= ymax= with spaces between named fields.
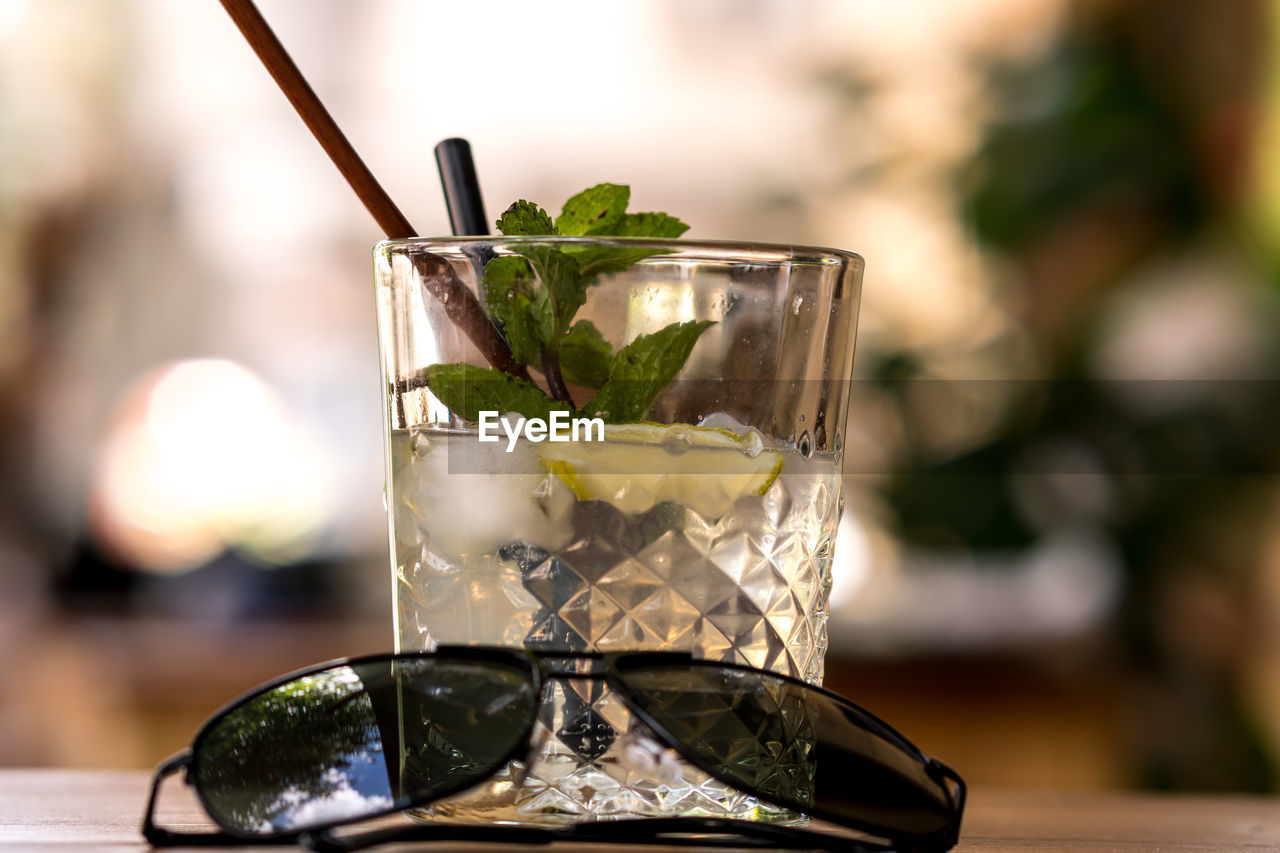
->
xmin=375 ymin=236 xmax=861 ymax=823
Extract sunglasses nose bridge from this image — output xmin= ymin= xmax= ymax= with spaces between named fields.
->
xmin=536 ymin=654 xmax=609 ymax=679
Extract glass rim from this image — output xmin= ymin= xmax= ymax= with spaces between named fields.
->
xmin=374 ymin=234 xmax=864 ymax=268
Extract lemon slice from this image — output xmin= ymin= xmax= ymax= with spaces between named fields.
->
xmin=538 ymin=423 xmax=783 ymax=518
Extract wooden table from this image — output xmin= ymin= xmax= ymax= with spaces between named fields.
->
xmin=1 ymin=770 xmax=1278 ymax=851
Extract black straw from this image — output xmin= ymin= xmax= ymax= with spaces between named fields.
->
xmin=434 ymin=138 xmax=489 ymax=236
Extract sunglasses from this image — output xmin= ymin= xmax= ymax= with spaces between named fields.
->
xmin=142 ymin=647 xmax=965 ymax=852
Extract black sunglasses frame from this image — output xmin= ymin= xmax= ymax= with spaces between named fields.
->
xmin=143 ymin=646 xmax=965 ymax=852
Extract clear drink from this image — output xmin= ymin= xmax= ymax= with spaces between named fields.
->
xmin=375 ymin=236 xmax=861 ymax=824
xmin=388 ymin=425 xmax=841 ymax=821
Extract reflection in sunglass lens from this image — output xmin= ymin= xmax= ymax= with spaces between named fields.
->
xmin=618 ymin=665 xmax=952 ymax=840
xmin=192 ymin=658 xmax=536 ymax=837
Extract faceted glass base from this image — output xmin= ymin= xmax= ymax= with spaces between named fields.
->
xmin=408 ymin=676 xmax=800 ymax=824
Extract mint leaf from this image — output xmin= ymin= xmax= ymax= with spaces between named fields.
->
xmin=424 ymin=363 xmax=567 ymax=422
xmin=483 ymin=256 xmax=552 ymax=364
xmin=582 ymin=320 xmax=714 ymax=422
xmin=559 ymin=321 xmax=613 ymax=387
xmin=572 ymin=245 xmax=675 ymax=278
xmin=614 ymin=212 xmax=689 ymax=238
xmin=556 ymin=183 xmax=630 ymax=236
xmin=484 ymin=255 xmax=537 ymax=292
xmin=511 ymin=245 xmax=583 ymax=332
xmin=496 ymin=200 xmax=555 ymax=236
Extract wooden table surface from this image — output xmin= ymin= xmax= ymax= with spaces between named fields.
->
xmin=1 ymin=769 xmax=1278 ymax=851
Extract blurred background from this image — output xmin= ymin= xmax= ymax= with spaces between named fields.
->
xmin=2 ymin=0 xmax=1280 ymax=792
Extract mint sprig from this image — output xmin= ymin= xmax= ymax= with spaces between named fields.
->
xmin=424 ymin=183 xmax=706 ymax=425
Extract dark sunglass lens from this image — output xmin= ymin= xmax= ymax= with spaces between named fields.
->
xmin=192 ymin=657 xmax=536 ymax=837
xmin=618 ymin=665 xmax=952 ymax=840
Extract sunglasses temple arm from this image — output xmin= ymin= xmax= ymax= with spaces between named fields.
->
xmin=141 ymin=751 xmax=194 ymax=845
xmin=142 ymin=750 xmax=285 ymax=848
xmin=302 ymin=823 xmax=561 ymax=852
xmin=928 ymin=757 xmax=968 ymax=849
xmin=303 ymin=817 xmax=893 ymax=853
xmin=572 ymin=818 xmax=895 ymax=852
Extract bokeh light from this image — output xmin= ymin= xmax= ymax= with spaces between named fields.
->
xmin=89 ymin=359 xmax=335 ymax=573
